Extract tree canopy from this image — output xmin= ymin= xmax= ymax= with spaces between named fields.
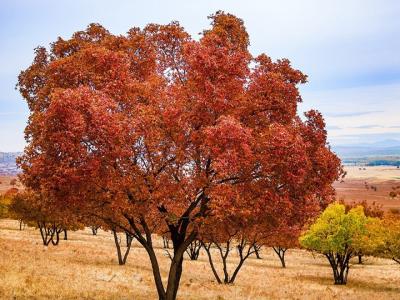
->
xmin=17 ymin=11 xmax=343 ymax=300
xmin=300 ymin=203 xmax=377 ymax=284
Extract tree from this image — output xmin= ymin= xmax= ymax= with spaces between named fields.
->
xmin=362 ymin=214 xmax=400 ymax=264
xmin=111 ymin=227 xmax=134 ymax=265
xmin=339 ymin=199 xmax=383 ymax=263
xmin=200 ymin=215 xmax=265 ymax=284
xmin=91 ymin=226 xmax=100 ymax=235
xmin=9 ymin=191 xmax=83 ymax=245
xmin=1 ymin=188 xmax=22 ymax=227
xmin=185 ymin=239 xmax=202 ymax=260
xmin=17 ymin=12 xmax=342 ymax=300
xmin=270 ymin=227 xmax=300 ymax=268
xmin=265 ymin=206 xmax=311 ymax=268
xmin=0 ymin=193 xmax=12 ymax=220
xmin=299 ymin=203 xmax=375 ymax=285
xmin=340 ymin=199 xmax=383 ymax=218
xmin=382 ymin=214 xmax=400 ymax=264
xmin=389 ymin=185 xmax=400 ymax=199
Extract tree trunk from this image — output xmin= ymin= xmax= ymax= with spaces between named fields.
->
xmin=51 ymin=227 xmax=61 ymax=246
xmin=163 ymin=236 xmax=170 ymax=249
xmin=202 ymin=242 xmax=222 ymax=284
xmin=91 ymin=226 xmax=98 ymax=235
xmin=202 ymin=239 xmax=254 ymax=285
xmin=165 ymin=253 xmax=184 ymax=300
xmin=38 ymin=221 xmax=56 ymax=246
xmin=273 ymin=247 xmax=287 ymax=268
xmin=122 ymin=190 xmax=206 ymax=300
xmin=358 ymin=254 xmax=363 ymax=264
xmin=185 ymin=239 xmax=202 ymax=260
xmin=253 ymin=244 xmax=262 ymax=259
xmin=63 ymin=229 xmax=68 ymax=240
xmin=325 ymin=252 xmax=351 ymax=285
xmin=112 ymin=230 xmax=133 ymax=265
xmin=19 ymin=220 xmax=23 ymax=231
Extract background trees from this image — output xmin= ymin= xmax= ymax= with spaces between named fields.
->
xmin=339 ymin=199 xmax=384 ymax=263
xmin=299 ymin=203 xmax=377 ymax=285
xmin=361 ymin=213 xmax=400 ymax=264
xmin=9 ymin=191 xmax=83 ymax=245
xmin=382 ymin=214 xmax=400 ymax=264
xmin=17 ymin=11 xmax=342 ymax=300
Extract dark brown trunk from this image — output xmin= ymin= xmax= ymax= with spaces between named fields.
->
xmin=112 ymin=230 xmax=132 ymax=265
xmin=358 ymin=254 xmax=363 ymax=264
xmin=325 ymin=252 xmax=351 ymax=285
xmin=185 ymin=239 xmax=202 ymax=260
xmin=122 ymin=188 xmax=206 ymax=300
xmin=163 ymin=236 xmax=170 ymax=249
xmin=202 ymin=242 xmax=222 ymax=284
xmin=63 ymin=229 xmax=68 ymax=240
xmin=51 ymin=225 xmax=63 ymax=245
xmin=273 ymin=247 xmax=287 ymax=268
xmin=126 ymin=232 xmax=133 ymax=247
xmin=38 ymin=221 xmax=55 ymax=246
xmin=166 ymin=253 xmax=184 ymax=300
xmin=91 ymin=226 xmax=98 ymax=235
xmin=203 ymin=239 xmax=254 ymax=285
xmin=253 ymin=244 xmax=262 ymax=259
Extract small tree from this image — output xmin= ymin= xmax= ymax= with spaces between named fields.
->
xmin=383 ymin=214 xmax=400 ymax=264
xmin=339 ymin=199 xmax=383 ymax=263
xmin=111 ymin=227 xmax=134 ymax=265
xmin=0 ymin=188 xmax=19 ymax=220
xmin=201 ymin=225 xmax=261 ymax=284
xmin=0 ymin=195 xmax=10 ymax=219
xmin=185 ymin=239 xmax=202 ymax=260
xmin=270 ymin=228 xmax=300 ymax=268
xmin=389 ymin=185 xmax=400 ymax=199
xmin=365 ymin=214 xmax=400 ymax=264
xmin=9 ymin=191 xmax=83 ymax=245
xmin=300 ymin=203 xmax=374 ymax=285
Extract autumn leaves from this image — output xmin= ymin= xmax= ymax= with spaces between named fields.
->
xmin=16 ymin=12 xmax=343 ymax=300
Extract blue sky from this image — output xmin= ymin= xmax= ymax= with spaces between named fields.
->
xmin=1 ymin=0 xmax=400 ymax=151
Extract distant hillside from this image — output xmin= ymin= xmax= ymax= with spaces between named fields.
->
xmin=0 ymin=152 xmax=21 ymax=175
xmin=332 ymin=139 xmax=400 ymax=158
xmin=2 ymin=139 xmax=400 ymax=173
xmin=331 ymin=139 xmax=400 ymax=166
xmin=0 ymin=152 xmax=21 ymax=163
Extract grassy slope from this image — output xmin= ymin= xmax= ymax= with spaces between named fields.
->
xmin=0 ymin=219 xmax=399 ymax=300
xmin=334 ymin=166 xmax=400 ymax=211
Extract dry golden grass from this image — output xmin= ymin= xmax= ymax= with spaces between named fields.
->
xmin=0 ymin=219 xmax=399 ymax=299
xmin=343 ymin=166 xmax=400 ymax=181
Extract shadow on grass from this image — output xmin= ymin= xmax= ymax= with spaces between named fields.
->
xmin=298 ymin=274 xmax=400 ymax=293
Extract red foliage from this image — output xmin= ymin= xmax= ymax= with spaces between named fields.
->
xmin=17 ymin=12 xmax=343 ymax=300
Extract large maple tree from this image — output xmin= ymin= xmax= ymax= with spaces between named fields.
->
xmin=17 ymin=12 xmax=343 ymax=300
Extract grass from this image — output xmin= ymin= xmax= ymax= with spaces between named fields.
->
xmin=0 ymin=219 xmax=399 ymax=299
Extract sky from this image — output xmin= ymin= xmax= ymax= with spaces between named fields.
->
xmin=0 ymin=0 xmax=399 ymax=151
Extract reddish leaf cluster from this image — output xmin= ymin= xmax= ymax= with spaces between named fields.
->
xmin=17 ymin=12 xmax=343 ymax=300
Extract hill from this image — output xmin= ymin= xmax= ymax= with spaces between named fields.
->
xmin=331 ymin=140 xmax=400 ymax=166
xmin=0 ymin=152 xmax=21 ymax=175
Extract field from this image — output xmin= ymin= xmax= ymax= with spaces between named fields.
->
xmin=1 ymin=167 xmax=400 ymax=299
xmin=0 ymin=219 xmax=399 ymax=300
xmin=335 ymin=166 xmax=400 ymax=211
